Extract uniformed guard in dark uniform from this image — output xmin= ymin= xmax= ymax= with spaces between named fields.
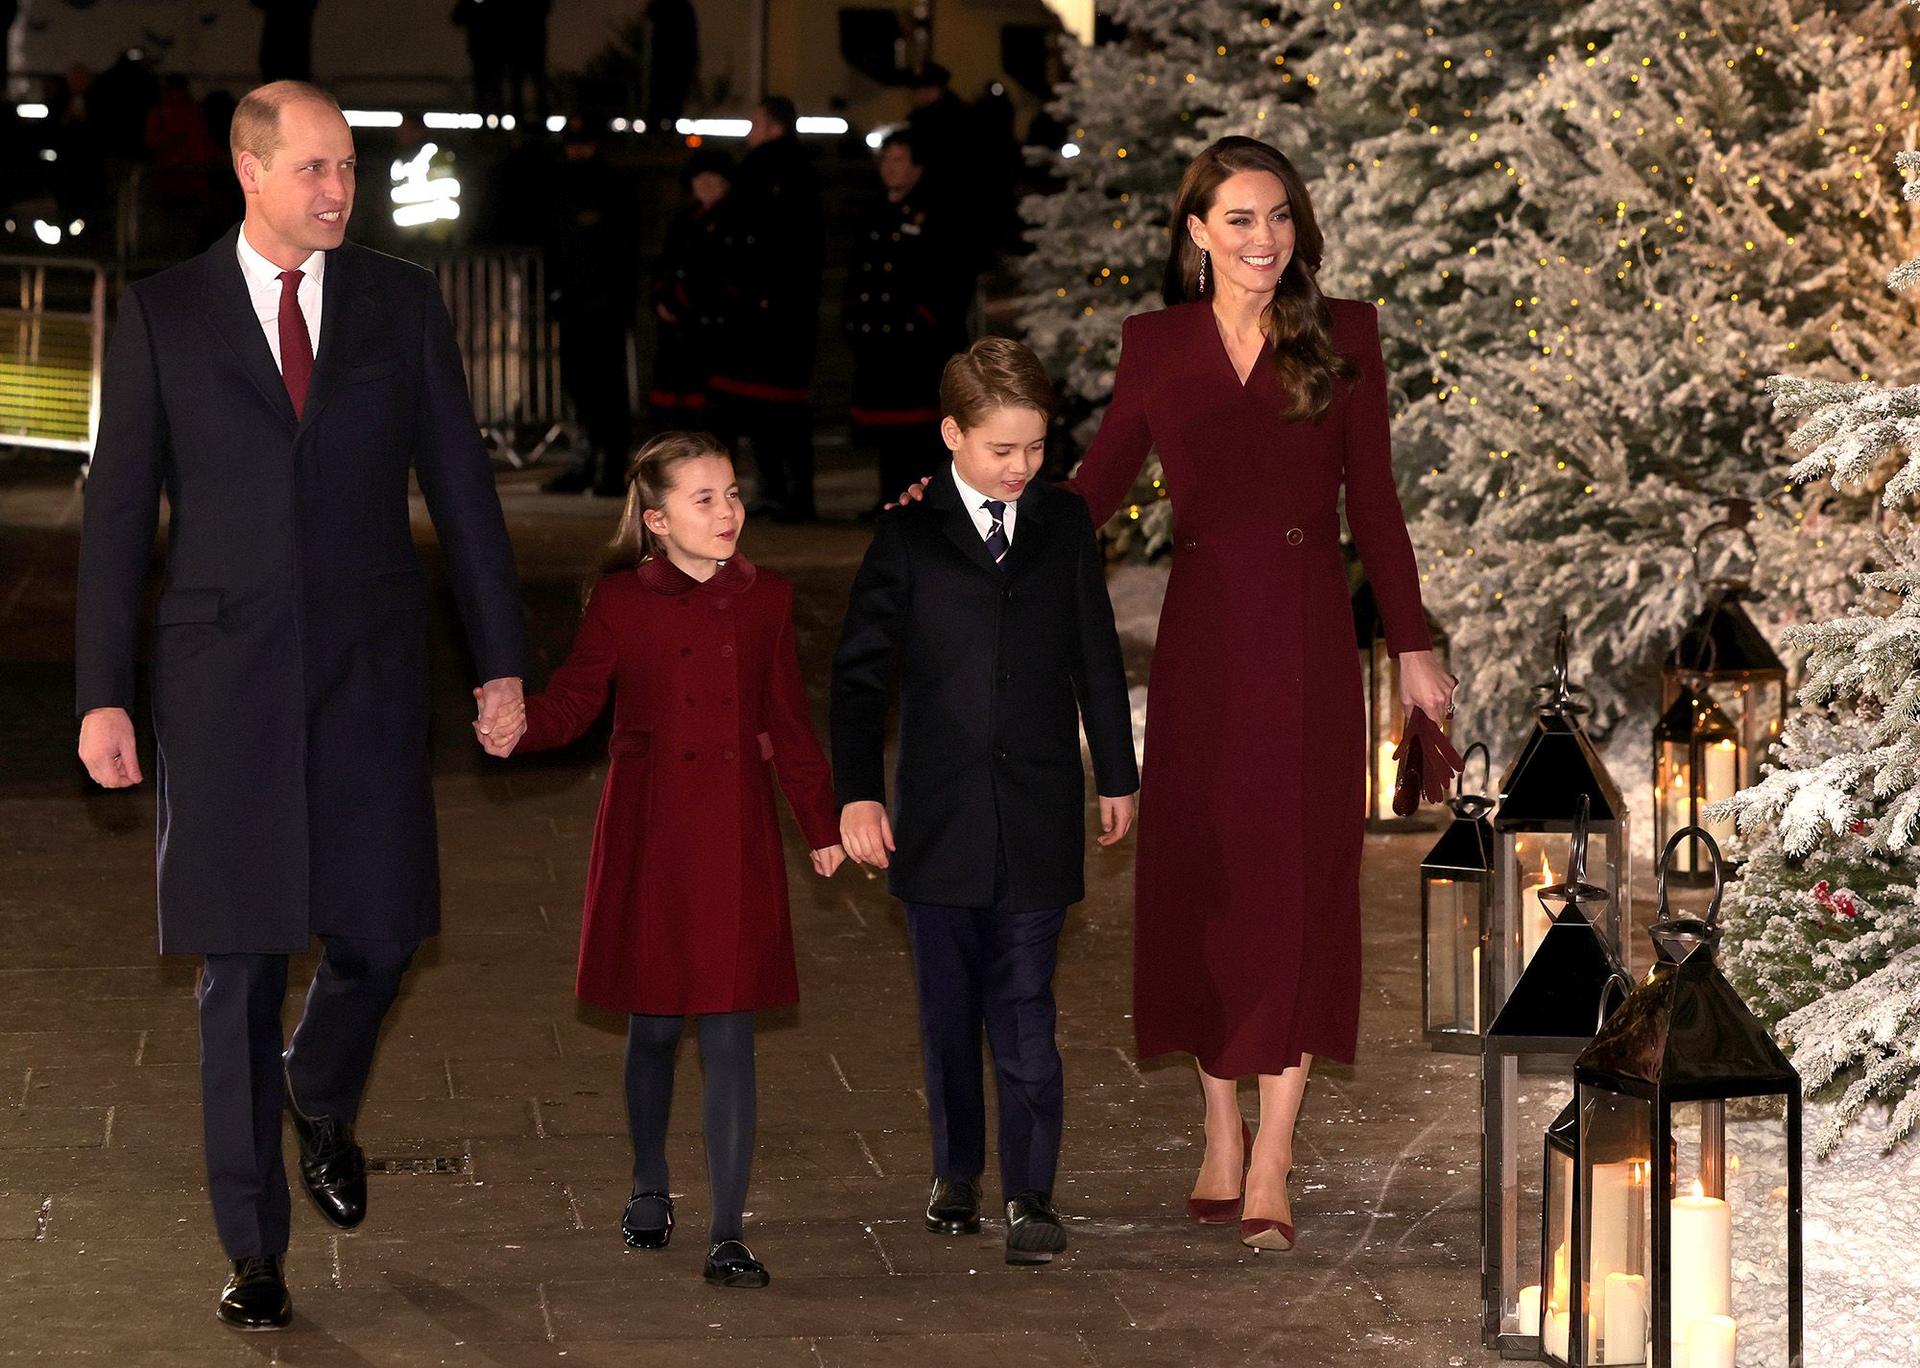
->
xmin=543 ymin=119 xmax=638 ymax=497
xmin=647 ymin=148 xmax=731 ymax=431
xmin=844 ymin=130 xmax=970 ymax=509
xmin=706 ymin=96 xmax=824 ymax=521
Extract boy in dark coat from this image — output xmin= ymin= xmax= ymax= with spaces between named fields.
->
xmin=831 ymin=338 xmax=1138 ymax=1266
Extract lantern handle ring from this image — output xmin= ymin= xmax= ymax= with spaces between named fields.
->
xmin=1690 ymin=497 xmax=1759 ymax=594
xmin=1566 ymin=791 xmax=1592 ymax=888
xmin=1656 ymin=825 xmax=1727 ymax=927
xmin=1457 ymin=741 xmax=1492 ymax=800
xmin=1595 ymin=970 xmax=1633 ymax=1036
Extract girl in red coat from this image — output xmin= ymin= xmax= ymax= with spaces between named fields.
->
xmin=481 ymin=431 xmax=845 ymax=1288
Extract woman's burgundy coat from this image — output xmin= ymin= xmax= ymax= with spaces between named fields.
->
xmin=1071 ymin=298 xmax=1433 ymax=1076
xmin=519 ymin=555 xmax=840 ymax=1016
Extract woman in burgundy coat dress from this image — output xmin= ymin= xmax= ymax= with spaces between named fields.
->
xmin=1068 ymin=138 xmax=1455 ymax=1250
xmin=488 ymin=432 xmax=845 ymax=1287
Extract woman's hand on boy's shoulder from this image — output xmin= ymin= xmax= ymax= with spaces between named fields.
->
xmin=810 ymin=845 xmax=846 ymax=877
xmin=883 ymin=476 xmax=934 ymax=511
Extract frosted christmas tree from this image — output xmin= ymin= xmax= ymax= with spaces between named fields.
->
xmin=1405 ymin=0 xmax=1919 ymax=754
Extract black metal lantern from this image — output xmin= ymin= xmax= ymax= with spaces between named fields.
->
xmin=1539 ymin=975 xmax=1634 ymax=1367
xmin=1481 ymin=795 xmax=1629 ymax=1357
xmin=1652 ymin=687 xmax=1739 ymax=887
xmin=1492 ymin=618 xmax=1631 ymax=1025
xmin=1421 ymin=742 xmax=1495 ymax=1053
xmin=1659 ymin=498 xmax=1788 ymax=881
xmin=1355 ymin=576 xmax=1449 ymax=830
xmin=1570 ymin=829 xmax=1803 ymax=1368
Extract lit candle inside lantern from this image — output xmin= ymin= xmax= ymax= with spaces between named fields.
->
xmin=1376 ymin=738 xmax=1397 ymax=813
xmin=1588 ymin=1161 xmax=1643 ymax=1332
xmin=1471 ymin=943 xmax=1482 ymax=1033
xmin=1702 ymin=738 xmax=1738 ymax=844
xmin=1602 ymin=1271 xmax=1646 ymax=1364
xmin=1548 ymin=1241 xmax=1569 ymax=1311
xmin=1686 ymin=1313 xmax=1736 ymax=1368
xmin=1517 ymin=1283 xmax=1543 ymax=1337
xmin=1544 ymin=1310 xmax=1571 ymax=1361
xmin=1670 ymin=1180 xmax=1732 ymax=1350
xmin=1522 ymin=849 xmax=1555 ymax=966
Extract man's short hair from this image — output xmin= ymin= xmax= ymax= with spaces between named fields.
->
xmin=879 ymin=129 xmax=919 ymax=162
xmin=230 ymin=80 xmax=342 ymax=168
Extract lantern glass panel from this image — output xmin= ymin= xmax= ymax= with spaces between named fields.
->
xmin=1541 ymin=1118 xmax=1577 ymax=1365
xmin=1665 ymin=1095 xmax=1794 ymax=1368
xmin=1487 ymin=1049 xmax=1577 ymax=1349
xmin=1366 ymin=639 xmax=1400 ymax=822
xmin=1577 ymin=1084 xmax=1655 ymax=1367
xmin=1423 ymin=873 xmax=1483 ymax=1038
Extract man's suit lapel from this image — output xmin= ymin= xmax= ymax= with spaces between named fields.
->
xmin=931 ymin=471 xmax=1006 ymax=579
xmin=201 ymin=225 xmax=298 ymax=427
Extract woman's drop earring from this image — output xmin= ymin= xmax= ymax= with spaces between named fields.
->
xmin=1198 ymin=249 xmax=1209 ymax=295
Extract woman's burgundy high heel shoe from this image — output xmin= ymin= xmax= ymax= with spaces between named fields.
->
xmin=1239 ymin=1216 xmax=1295 ymax=1251
xmin=1185 ymin=1118 xmax=1253 ymax=1223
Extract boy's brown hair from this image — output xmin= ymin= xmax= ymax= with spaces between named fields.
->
xmin=939 ymin=337 xmax=1055 ymax=430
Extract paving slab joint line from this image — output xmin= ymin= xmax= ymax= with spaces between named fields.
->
xmin=16 ymin=1066 xmax=30 ymax=1113
xmin=862 ymin=1223 xmax=897 ymax=1276
xmin=563 ymin=1183 xmax=586 ymax=1230
xmin=34 ymin=1196 xmax=51 ymax=1241
xmin=854 ymin=1131 xmax=885 ymax=1177
xmin=549 ymin=1021 xmax=564 ymax=1058
xmin=530 ymin=1098 xmax=550 ymax=1139
xmin=101 ymin=1103 xmax=115 ymax=1148
xmin=132 ymin=1030 xmax=148 ymax=1066
xmin=538 ymin=1283 xmax=557 ymax=1342
xmin=826 ymin=1052 xmax=853 ymax=1093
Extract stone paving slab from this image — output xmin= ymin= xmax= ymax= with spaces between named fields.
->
xmin=0 ymin=463 xmax=1545 ymax=1364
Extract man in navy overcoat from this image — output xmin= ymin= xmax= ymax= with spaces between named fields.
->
xmin=74 ymin=82 xmax=528 ymax=1328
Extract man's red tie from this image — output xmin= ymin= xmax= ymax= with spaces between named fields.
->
xmin=276 ymin=269 xmax=313 ymax=419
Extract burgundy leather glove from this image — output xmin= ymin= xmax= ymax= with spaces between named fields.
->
xmin=1391 ymin=707 xmax=1465 ymax=816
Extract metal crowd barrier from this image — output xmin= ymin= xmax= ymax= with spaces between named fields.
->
xmin=423 ymin=248 xmax=568 ymax=468
xmin=0 ymin=256 xmax=107 ymax=457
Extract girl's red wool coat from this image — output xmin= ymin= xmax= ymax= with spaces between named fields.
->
xmin=519 ymin=555 xmax=840 ymax=1015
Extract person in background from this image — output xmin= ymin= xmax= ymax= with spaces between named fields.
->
xmin=844 ymin=130 xmax=969 ymax=515
xmin=254 ymin=0 xmax=319 ymax=83
xmin=706 ymin=96 xmax=823 ymax=521
xmin=543 ymin=119 xmax=638 ymax=498
xmin=646 ymin=148 xmax=730 ymax=432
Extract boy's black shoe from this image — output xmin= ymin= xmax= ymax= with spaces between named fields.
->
xmin=925 ymin=1177 xmax=982 ymax=1235
xmin=1004 ymin=1192 xmax=1068 ymax=1265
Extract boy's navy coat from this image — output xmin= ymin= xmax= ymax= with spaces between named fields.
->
xmin=75 ymin=227 xmax=528 ymax=955
xmin=830 ymin=472 xmax=1138 ymax=911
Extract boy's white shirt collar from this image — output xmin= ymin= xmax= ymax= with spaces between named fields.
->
xmin=950 ymin=462 xmax=1019 ymax=544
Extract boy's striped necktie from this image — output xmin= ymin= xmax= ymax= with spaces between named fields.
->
xmin=982 ymin=500 xmax=1010 ymax=564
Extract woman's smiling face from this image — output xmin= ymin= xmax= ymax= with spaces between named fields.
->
xmin=1187 ymin=169 xmax=1294 ymax=298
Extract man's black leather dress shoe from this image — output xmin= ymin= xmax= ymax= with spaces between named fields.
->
xmin=703 ymin=1239 xmax=771 ymax=1288
xmin=287 ymin=1086 xmax=368 ymax=1230
xmin=924 ymin=1177 xmax=981 ymax=1235
xmin=621 ymin=1191 xmax=675 ymax=1250
xmin=1004 ymin=1191 xmax=1068 ymax=1265
xmin=216 ymin=1255 xmax=292 ymax=1330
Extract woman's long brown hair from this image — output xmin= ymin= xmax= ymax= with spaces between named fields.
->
xmin=1164 ymin=136 xmax=1356 ymax=421
xmin=592 ymin=430 xmax=734 ymax=598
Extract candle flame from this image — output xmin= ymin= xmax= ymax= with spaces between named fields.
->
xmin=1689 ymin=1178 xmax=1706 ymax=1200
xmin=1538 ymin=850 xmax=1555 ymax=884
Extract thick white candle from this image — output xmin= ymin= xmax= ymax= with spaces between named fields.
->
xmin=1544 ymin=1309 xmax=1570 ymax=1361
xmin=1687 ymin=1313 xmax=1736 ymax=1368
xmin=1670 ymin=1183 xmax=1732 ymax=1348
xmin=1702 ymin=739 xmax=1738 ymax=843
xmin=1602 ymin=1271 xmax=1646 ymax=1364
xmin=1589 ymin=1162 xmax=1638 ymax=1324
xmin=1376 ymin=739 xmax=1396 ymax=813
xmin=1471 ymin=943 xmax=1482 ymax=1032
xmin=1517 ymin=1283 xmax=1543 ymax=1337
